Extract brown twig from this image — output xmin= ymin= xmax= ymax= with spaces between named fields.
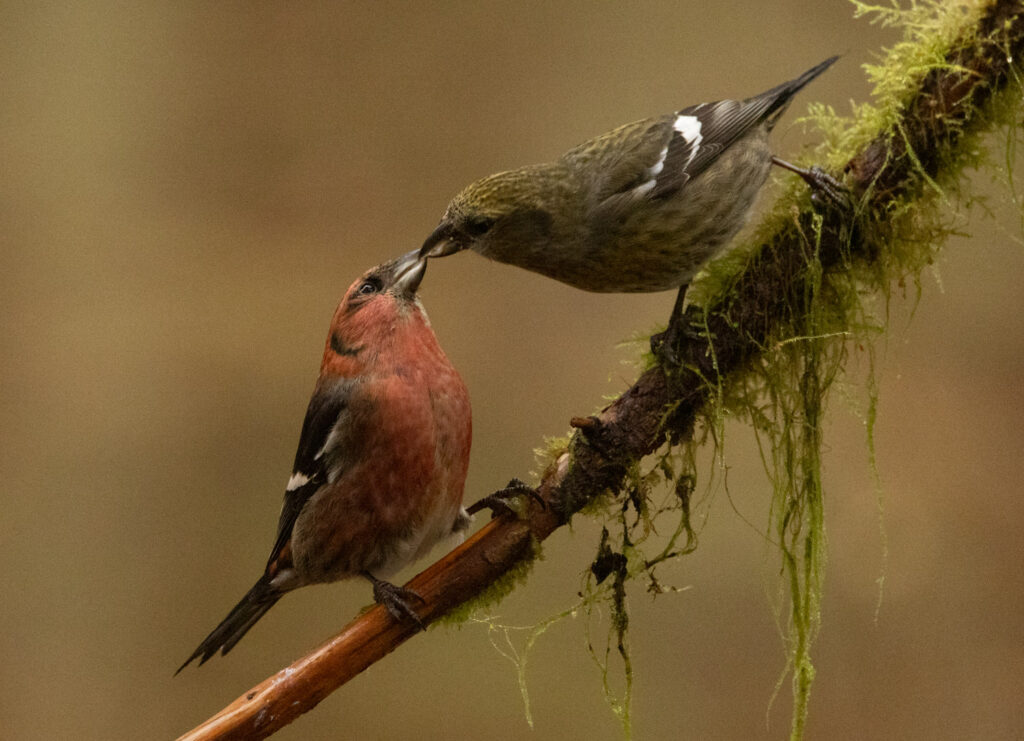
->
xmin=175 ymin=512 xmax=556 ymax=741
xmin=178 ymin=4 xmax=1024 ymax=738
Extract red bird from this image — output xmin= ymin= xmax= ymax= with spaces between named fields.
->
xmin=178 ymin=250 xmax=472 ymax=671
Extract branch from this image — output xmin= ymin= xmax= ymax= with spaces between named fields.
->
xmin=178 ymin=3 xmax=1024 ymax=738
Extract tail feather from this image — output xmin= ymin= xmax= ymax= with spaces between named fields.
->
xmin=758 ymin=55 xmax=840 ymax=129
xmin=176 ymin=577 xmax=282 ymax=673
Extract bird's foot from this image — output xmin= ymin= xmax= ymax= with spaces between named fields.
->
xmin=466 ymin=478 xmax=544 ymax=519
xmin=651 ymin=319 xmax=707 ymax=370
xmin=771 ymin=157 xmax=851 ymax=211
xmin=650 ymin=325 xmax=679 ymax=368
xmin=804 ymin=166 xmax=851 ymax=210
xmin=364 ymin=573 xmax=425 ymax=629
xmin=650 ymin=284 xmax=694 ymax=368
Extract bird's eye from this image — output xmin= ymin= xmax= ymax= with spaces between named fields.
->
xmin=463 ymin=216 xmax=495 ymax=238
xmin=356 ymin=277 xmax=382 ymax=296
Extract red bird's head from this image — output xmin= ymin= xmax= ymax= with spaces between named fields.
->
xmin=321 ymin=251 xmax=443 ymax=376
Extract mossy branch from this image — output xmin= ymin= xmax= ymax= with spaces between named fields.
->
xmin=177 ymin=2 xmax=1024 ymax=739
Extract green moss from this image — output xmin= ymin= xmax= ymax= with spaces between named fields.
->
xmin=675 ymin=3 xmax=1023 ymax=736
xmin=615 ymin=1 xmax=1020 ymax=738
xmin=466 ymin=602 xmax=580 ymax=729
xmin=531 ymin=434 xmax=571 ymax=481
xmin=435 ymin=537 xmax=543 ymax=627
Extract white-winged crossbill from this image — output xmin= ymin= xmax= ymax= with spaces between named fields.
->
xmin=421 ymin=57 xmax=840 ymax=306
xmin=178 ymin=250 xmax=471 ymax=670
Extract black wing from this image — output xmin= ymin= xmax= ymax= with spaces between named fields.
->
xmin=265 ymin=379 xmax=354 ymax=570
xmin=674 ymin=55 xmax=840 ymax=183
xmin=585 ymin=57 xmax=838 ymax=228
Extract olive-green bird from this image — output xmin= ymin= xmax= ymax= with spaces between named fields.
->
xmin=420 ymin=56 xmax=841 ymax=307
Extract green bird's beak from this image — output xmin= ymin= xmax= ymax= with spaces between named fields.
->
xmin=419 ymin=221 xmax=462 ymax=260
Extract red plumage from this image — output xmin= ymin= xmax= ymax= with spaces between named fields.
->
xmin=179 ymin=251 xmax=471 ymax=671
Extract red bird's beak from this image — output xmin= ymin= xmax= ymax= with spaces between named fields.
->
xmin=392 ymin=249 xmax=427 ymax=295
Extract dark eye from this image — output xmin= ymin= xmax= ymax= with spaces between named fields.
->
xmin=356 ymin=277 xmax=382 ymax=296
xmin=463 ymin=216 xmax=495 ymax=238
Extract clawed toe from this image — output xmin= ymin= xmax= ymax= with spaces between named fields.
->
xmin=651 ymin=318 xmax=709 ymax=370
xmin=650 ymin=327 xmax=677 ymax=367
xmin=363 ymin=572 xmax=425 ymax=629
xmin=772 ymin=156 xmax=851 ymax=211
xmin=651 ymin=324 xmax=690 ymax=368
xmin=466 ymin=478 xmax=543 ymax=519
xmin=804 ymin=166 xmax=852 ymax=210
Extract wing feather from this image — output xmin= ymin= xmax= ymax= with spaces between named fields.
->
xmin=266 ymin=379 xmax=354 ymax=570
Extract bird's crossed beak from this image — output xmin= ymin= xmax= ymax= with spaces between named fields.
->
xmin=392 ymin=249 xmax=428 ymax=295
xmin=419 ymin=222 xmax=461 ymax=260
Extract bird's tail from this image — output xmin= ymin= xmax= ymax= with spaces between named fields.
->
xmin=757 ymin=55 xmax=840 ymax=129
xmin=176 ymin=576 xmax=283 ymax=673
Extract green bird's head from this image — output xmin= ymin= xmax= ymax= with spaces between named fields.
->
xmin=420 ymin=164 xmax=562 ymax=263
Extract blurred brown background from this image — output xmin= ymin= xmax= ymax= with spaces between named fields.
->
xmin=3 ymin=2 xmax=1022 ymax=739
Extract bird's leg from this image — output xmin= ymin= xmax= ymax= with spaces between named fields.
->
xmin=771 ymin=156 xmax=850 ymax=210
xmin=466 ymin=478 xmax=544 ymax=519
xmin=363 ymin=572 xmax=425 ymax=629
xmin=650 ymin=284 xmax=695 ymax=368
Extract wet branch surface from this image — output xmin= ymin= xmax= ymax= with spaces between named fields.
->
xmin=178 ymin=4 xmax=1023 ymax=739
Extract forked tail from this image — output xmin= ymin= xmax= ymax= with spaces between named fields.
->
xmin=176 ymin=577 xmax=282 ymax=673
